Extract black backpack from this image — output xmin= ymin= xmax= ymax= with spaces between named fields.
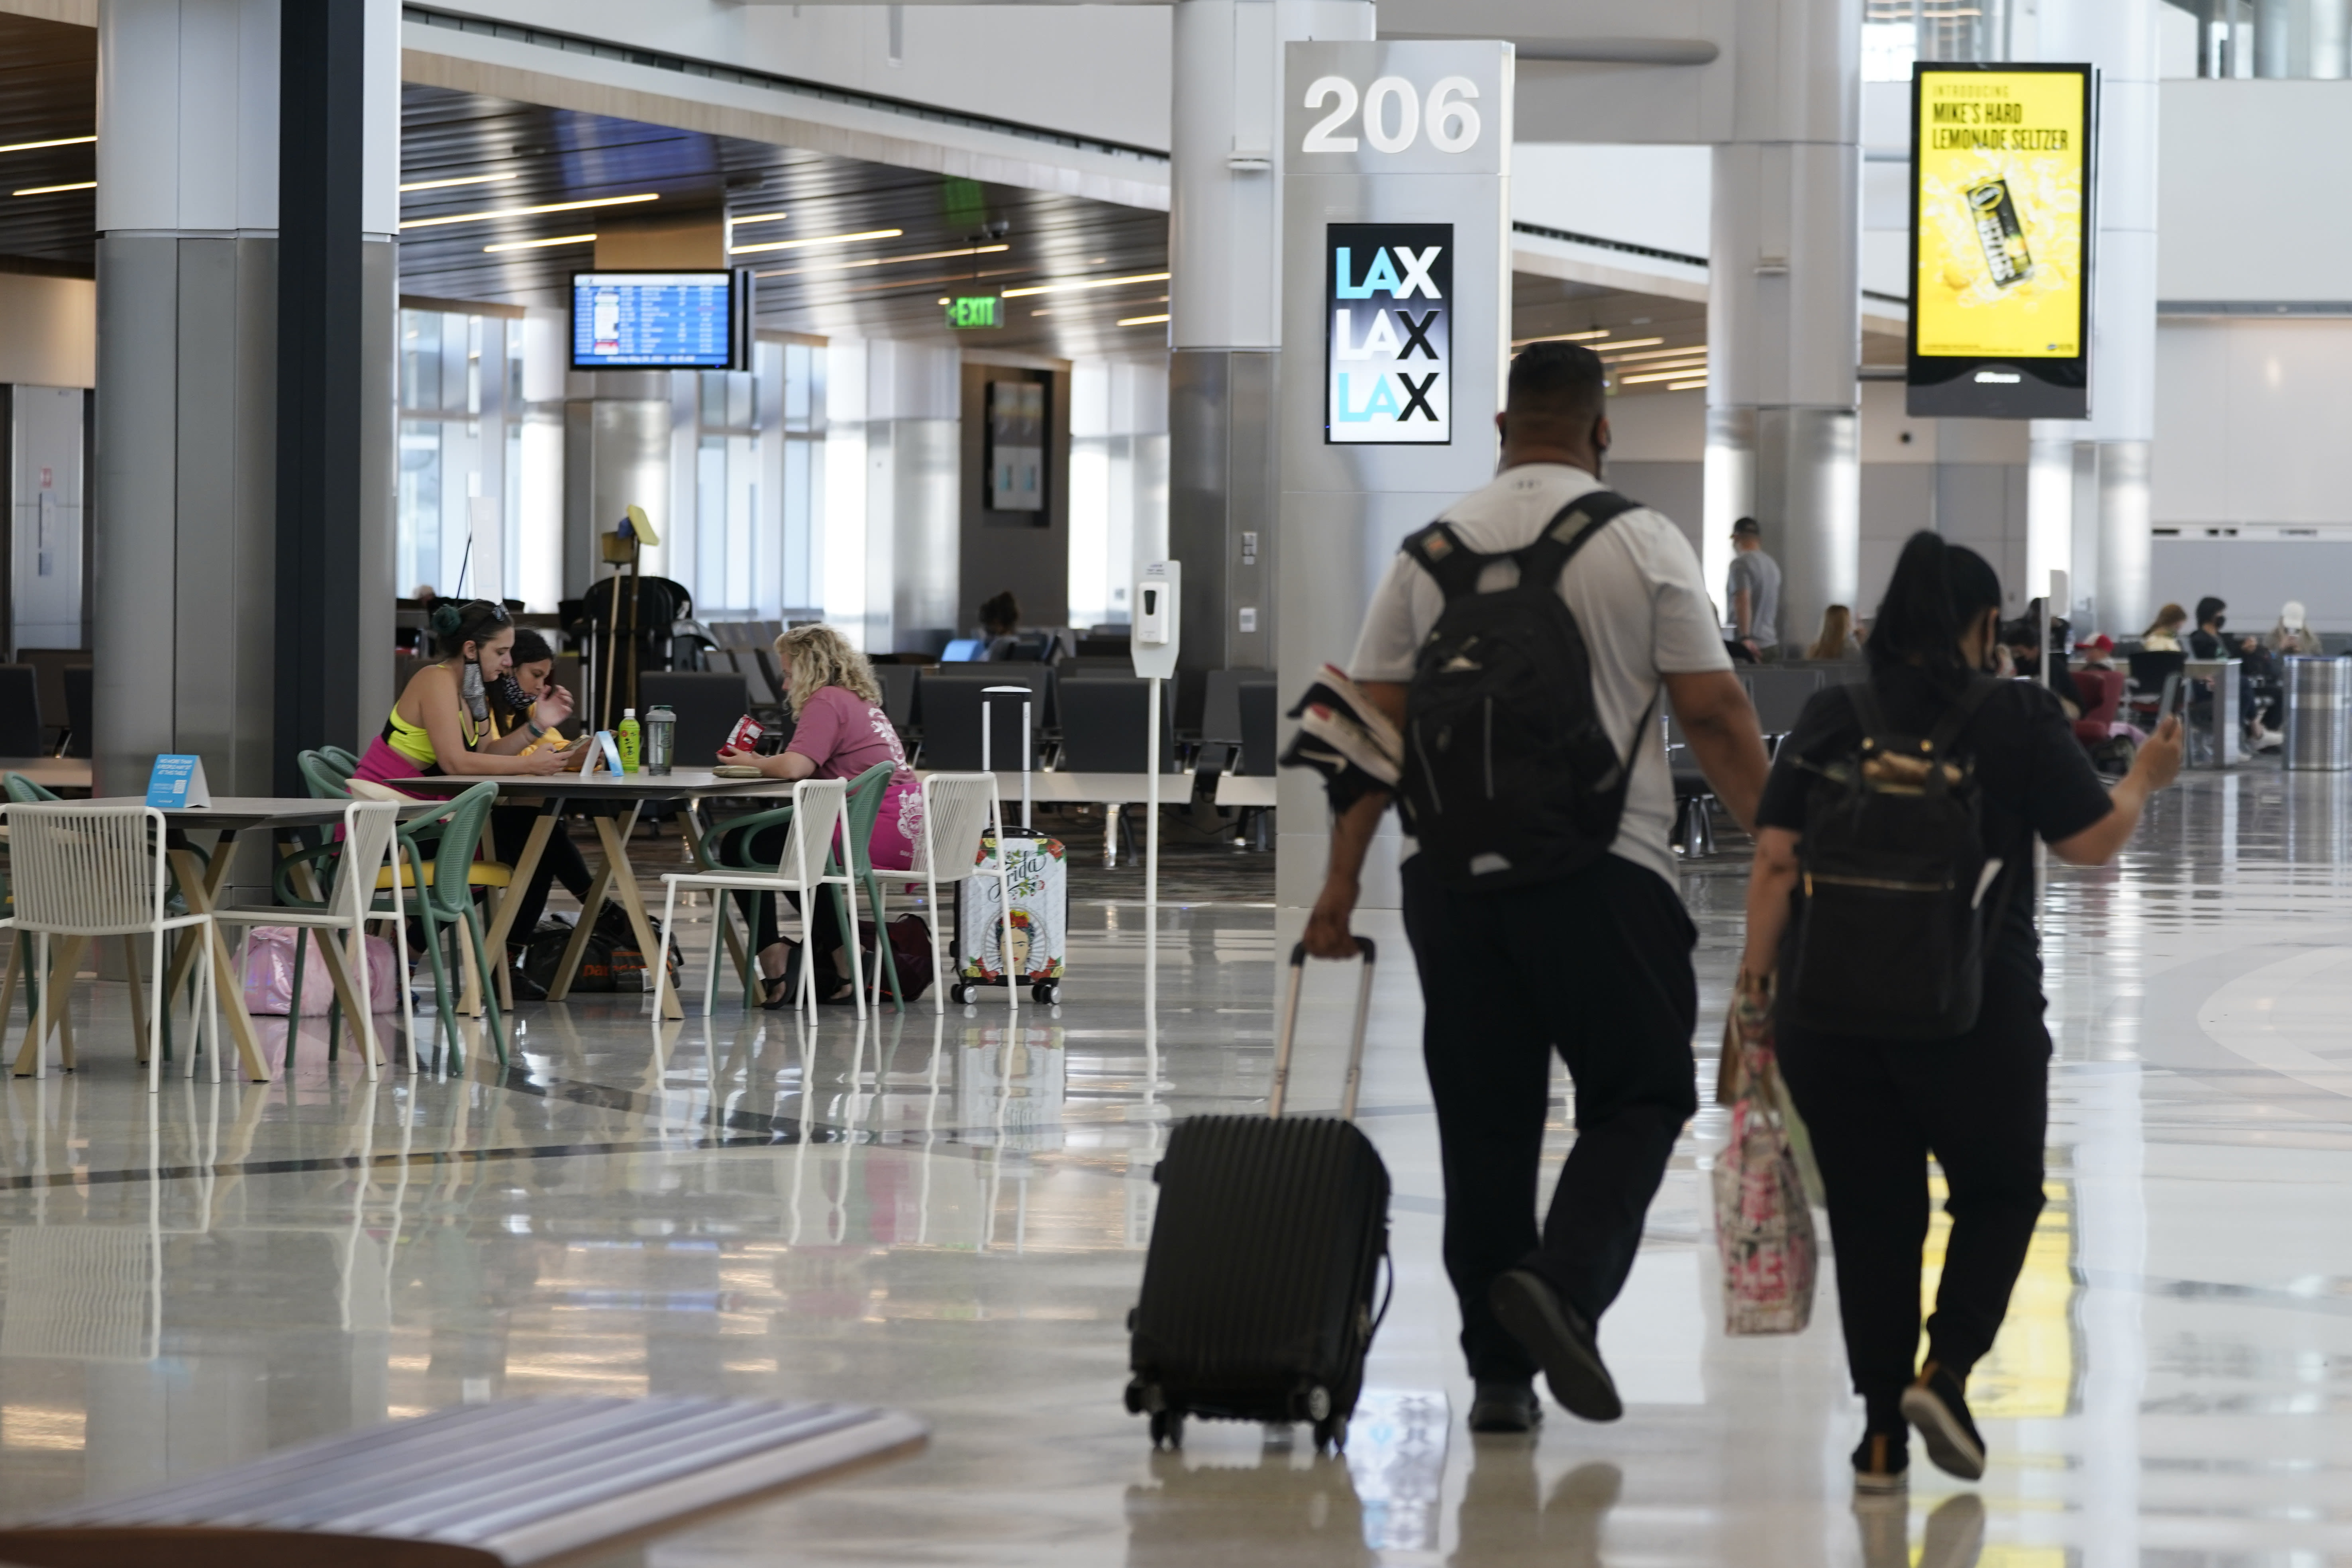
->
xmin=1397 ymin=491 xmax=1648 ymax=888
xmin=1779 ymin=677 xmax=2003 ymax=1041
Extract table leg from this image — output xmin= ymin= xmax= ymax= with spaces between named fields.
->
xmin=546 ymin=831 xmax=618 ymax=1003
xmin=592 ymin=807 xmax=679 ymax=1020
xmin=163 ymin=839 xmax=237 ymax=1001
xmin=167 ymin=846 xmax=270 ymax=1082
xmin=463 ymin=809 xmax=554 ymax=1017
xmin=680 ymin=807 xmax=750 ymax=995
xmin=13 ymin=934 xmax=84 ymax=1076
xmin=273 ymin=832 xmax=373 ymax=1056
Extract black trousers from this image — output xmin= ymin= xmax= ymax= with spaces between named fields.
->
xmin=731 ymin=821 xmax=852 ymax=985
xmin=490 ymin=807 xmax=594 ymax=953
xmin=1402 ymin=853 xmax=1701 ymax=1383
xmin=1775 ymin=977 xmax=2050 ymax=1423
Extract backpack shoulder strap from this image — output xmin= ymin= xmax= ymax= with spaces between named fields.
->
xmin=1924 ymin=675 xmax=1999 ymax=759
xmin=1845 ymin=679 xmax=1892 ymax=752
xmin=1400 ymin=520 xmax=1493 ymax=602
xmin=1513 ymin=489 xmax=1644 ymax=589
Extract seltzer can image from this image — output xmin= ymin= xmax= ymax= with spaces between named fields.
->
xmin=1967 ymin=178 xmax=2034 ymax=288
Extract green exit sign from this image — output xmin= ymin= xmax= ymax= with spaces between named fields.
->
xmin=946 ymin=296 xmax=1001 ymax=330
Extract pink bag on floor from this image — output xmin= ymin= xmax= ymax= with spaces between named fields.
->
xmin=239 ymin=927 xmax=400 ymax=1017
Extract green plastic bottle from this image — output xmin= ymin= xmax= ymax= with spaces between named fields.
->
xmin=617 ymin=708 xmax=641 ymax=773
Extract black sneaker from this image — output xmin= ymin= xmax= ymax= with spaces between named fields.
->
xmin=1486 ymin=1269 xmax=1622 ymax=1423
xmin=1850 ymin=1429 xmax=1909 ymax=1495
xmin=1466 ymin=1380 xmax=1543 ymax=1434
xmin=1901 ymin=1361 xmax=1987 ymax=1481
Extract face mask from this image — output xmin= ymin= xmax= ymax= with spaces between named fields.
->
xmin=498 ymin=674 xmax=529 ymax=714
xmin=2213 ymin=615 xmax=2226 ymax=631
xmin=460 ymin=660 xmax=488 ymax=723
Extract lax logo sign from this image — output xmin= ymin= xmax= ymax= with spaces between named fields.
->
xmin=1325 ymin=223 xmax=1452 ymax=445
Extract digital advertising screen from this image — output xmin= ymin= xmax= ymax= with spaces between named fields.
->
xmin=1906 ymin=64 xmax=2093 ymax=419
xmin=571 ymin=271 xmax=740 ymax=369
xmin=1324 ymin=223 xmax=1452 ymax=444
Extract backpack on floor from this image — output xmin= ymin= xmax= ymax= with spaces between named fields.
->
xmin=857 ymin=915 xmax=936 ymax=1003
xmin=1779 ymin=677 xmax=2001 ymax=1041
xmin=1397 ymin=491 xmax=1650 ymax=889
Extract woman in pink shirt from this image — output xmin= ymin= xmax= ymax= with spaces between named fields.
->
xmin=715 ymin=624 xmax=922 ymax=1004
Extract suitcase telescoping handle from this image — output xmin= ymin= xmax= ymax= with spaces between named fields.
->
xmin=1270 ymin=937 xmax=1377 ymax=1123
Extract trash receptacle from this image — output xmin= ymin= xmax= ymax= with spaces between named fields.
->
xmin=2284 ymin=655 xmax=2352 ymax=771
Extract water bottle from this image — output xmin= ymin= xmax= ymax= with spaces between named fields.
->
xmin=617 ymin=708 xmax=641 ymax=773
xmin=644 ymin=704 xmax=676 ymax=775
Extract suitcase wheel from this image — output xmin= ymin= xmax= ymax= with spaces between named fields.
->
xmin=1031 ymin=979 xmax=1059 ymax=1005
xmin=1149 ymin=1408 xmax=1184 ymax=1450
xmin=1312 ymin=1414 xmax=1348 ymax=1454
xmin=950 ymin=981 xmax=977 ymax=1005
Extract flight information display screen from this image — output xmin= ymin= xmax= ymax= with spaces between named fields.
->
xmin=571 ymin=271 xmax=736 ymax=368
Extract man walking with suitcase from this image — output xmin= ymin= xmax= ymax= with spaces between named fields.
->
xmin=1303 ymin=342 xmax=1770 ymax=1434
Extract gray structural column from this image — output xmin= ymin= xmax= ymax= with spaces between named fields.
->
xmin=1705 ymin=0 xmax=1864 ymax=650
xmin=1273 ymin=41 xmax=1514 ymax=913
xmin=2025 ymin=0 xmax=2160 ymax=637
xmin=1169 ymin=0 xmax=1372 ymax=698
xmin=95 ymin=0 xmax=398 ymax=798
xmin=275 ymin=0 xmax=399 ymax=792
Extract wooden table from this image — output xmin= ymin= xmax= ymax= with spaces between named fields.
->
xmin=384 ymin=770 xmax=797 ymax=1020
xmin=0 ymin=756 xmax=93 ymax=794
xmin=15 ymin=797 xmax=389 ymax=1082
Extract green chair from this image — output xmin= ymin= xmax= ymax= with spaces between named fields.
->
xmin=287 ymin=773 xmax=505 ymax=1072
xmin=396 ymin=781 xmax=507 ymax=1071
xmin=300 ymin=749 xmax=355 ymax=801
xmin=702 ymin=762 xmax=902 ymax=1012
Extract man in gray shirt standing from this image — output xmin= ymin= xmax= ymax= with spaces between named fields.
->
xmin=1727 ymin=516 xmax=1782 ymax=661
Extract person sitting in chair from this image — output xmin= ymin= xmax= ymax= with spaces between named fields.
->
xmin=714 ymin=624 xmax=924 ymax=1005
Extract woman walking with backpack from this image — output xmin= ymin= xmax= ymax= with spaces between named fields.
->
xmin=1738 ymin=532 xmax=2181 ymax=1493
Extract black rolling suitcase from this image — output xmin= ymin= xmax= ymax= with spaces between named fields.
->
xmin=1124 ymin=938 xmax=1390 ymax=1452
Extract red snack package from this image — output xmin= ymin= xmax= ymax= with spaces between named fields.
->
xmin=725 ymin=714 xmax=767 ymax=754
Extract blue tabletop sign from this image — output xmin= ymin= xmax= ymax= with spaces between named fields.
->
xmin=145 ymin=754 xmax=211 ymax=809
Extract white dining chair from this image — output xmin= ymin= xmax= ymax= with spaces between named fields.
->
xmin=8 ymin=804 xmax=220 ymax=1092
xmin=898 ymin=773 xmax=1016 ymax=1015
xmin=210 ymin=801 xmax=411 ymax=1080
xmin=652 ymin=778 xmax=866 ymax=1020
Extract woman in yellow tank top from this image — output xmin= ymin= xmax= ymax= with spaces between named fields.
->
xmin=355 ymin=601 xmax=577 ymax=789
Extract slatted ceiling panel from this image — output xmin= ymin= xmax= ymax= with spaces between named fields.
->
xmin=394 ymin=84 xmax=1169 ymax=359
xmin=0 ymin=11 xmax=95 ymax=273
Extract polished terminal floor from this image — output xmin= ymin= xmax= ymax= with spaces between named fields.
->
xmin=0 ymin=770 xmax=2349 ymax=1564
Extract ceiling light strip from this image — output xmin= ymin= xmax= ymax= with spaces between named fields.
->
xmin=1604 ymin=343 xmax=1708 ymax=363
xmin=1118 ymin=313 xmax=1172 ymax=326
xmin=400 ymin=171 xmax=518 ymax=193
xmin=12 ymin=181 xmax=93 ymax=196
xmin=1619 ymin=367 xmax=1709 ymax=385
xmin=1509 ymin=328 xmax=1613 ymax=346
xmin=728 ymin=211 xmax=789 ymax=227
xmin=751 ymin=243 xmax=1007 ymax=280
xmin=1001 ymin=270 xmax=1171 ymax=299
xmin=728 ymin=227 xmax=904 ymax=255
xmin=401 ymin=192 xmax=659 ymax=231
xmin=1665 ymin=379 xmax=1709 ymax=391
xmin=483 ymin=233 xmax=598 ymax=253
xmin=0 ymin=135 xmax=93 ymax=156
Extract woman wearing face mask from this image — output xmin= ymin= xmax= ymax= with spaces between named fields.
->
xmin=483 ymin=629 xmax=597 ymax=995
xmin=1739 ymin=533 xmax=2182 ymax=1494
xmin=354 ymin=600 xmax=573 ymax=790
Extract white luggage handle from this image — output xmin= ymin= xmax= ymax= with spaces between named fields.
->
xmin=1271 ymin=938 xmax=1377 ymax=1123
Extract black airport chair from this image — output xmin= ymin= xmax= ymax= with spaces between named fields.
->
xmin=1057 ymin=677 xmax=1177 ymax=773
